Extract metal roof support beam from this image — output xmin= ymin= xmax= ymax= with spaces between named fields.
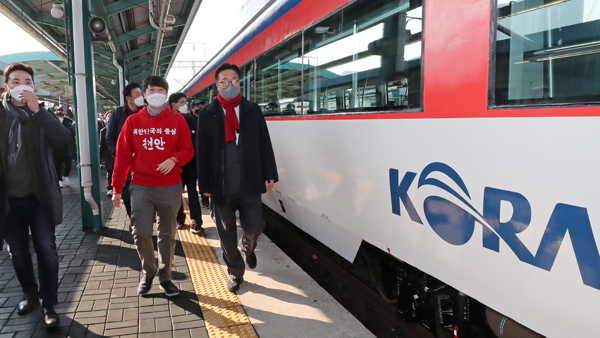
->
xmin=34 ymin=14 xmax=65 ymax=29
xmin=105 ymin=0 xmax=147 ymax=17
xmin=163 ymin=0 xmax=204 ymax=78
xmin=42 ymin=77 xmax=68 ymax=82
xmin=116 ymin=17 xmax=186 ymax=46
xmin=95 ymin=58 xmax=118 ymax=70
xmin=126 ymin=55 xmax=154 ymax=69
xmin=150 ymin=0 xmax=173 ymax=75
xmin=46 ymin=60 xmax=68 ymax=75
xmin=130 ymin=61 xmax=171 ymax=82
xmin=94 ymin=47 xmax=114 ymax=59
xmin=128 ymin=51 xmax=175 ymax=73
xmin=35 ymin=69 xmax=62 ymax=76
xmin=123 ymin=38 xmax=179 ymax=60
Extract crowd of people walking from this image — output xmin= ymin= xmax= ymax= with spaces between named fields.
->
xmin=0 ymin=61 xmax=279 ymax=330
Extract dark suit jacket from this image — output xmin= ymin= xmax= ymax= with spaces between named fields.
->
xmin=0 ymin=105 xmax=71 ymax=249
xmin=182 ymin=112 xmax=198 ymax=174
xmin=196 ymin=96 xmax=278 ymax=204
xmin=106 ymin=105 xmax=132 ymax=157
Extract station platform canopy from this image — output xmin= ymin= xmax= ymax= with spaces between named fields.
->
xmin=0 ymin=0 xmax=201 ymax=106
xmin=0 ymin=51 xmax=72 ymax=103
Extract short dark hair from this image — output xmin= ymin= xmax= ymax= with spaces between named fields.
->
xmin=142 ymin=76 xmax=169 ymax=93
xmin=4 ymin=63 xmax=34 ymax=83
xmin=123 ymin=83 xmax=141 ymax=99
xmin=214 ymin=63 xmax=241 ymax=80
xmin=168 ymin=93 xmax=187 ymax=109
xmin=56 ymin=111 xmax=65 ymax=117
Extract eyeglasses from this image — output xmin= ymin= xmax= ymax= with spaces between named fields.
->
xmin=217 ymin=79 xmax=239 ymax=87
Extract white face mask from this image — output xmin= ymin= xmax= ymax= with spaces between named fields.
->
xmin=178 ymin=104 xmax=188 ymax=114
xmin=145 ymin=93 xmax=167 ymax=108
xmin=10 ymin=84 xmax=34 ymax=103
xmin=133 ymin=95 xmax=145 ymax=107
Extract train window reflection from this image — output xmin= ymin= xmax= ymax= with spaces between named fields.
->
xmin=302 ymin=0 xmax=423 ymax=114
xmin=254 ymin=34 xmax=305 ymax=116
xmin=493 ymin=0 xmax=600 ymax=106
xmin=253 ymin=0 xmax=423 ymax=116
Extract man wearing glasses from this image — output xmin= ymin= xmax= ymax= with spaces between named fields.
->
xmin=196 ymin=63 xmax=278 ymax=292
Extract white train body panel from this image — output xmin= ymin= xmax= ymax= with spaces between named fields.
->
xmin=262 ymin=116 xmax=600 ymax=337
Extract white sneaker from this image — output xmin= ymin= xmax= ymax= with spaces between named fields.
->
xmin=63 ymin=177 xmax=70 ymax=185
xmin=59 ymin=180 xmax=63 ymax=188
xmin=106 ymin=190 xmax=113 ymax=197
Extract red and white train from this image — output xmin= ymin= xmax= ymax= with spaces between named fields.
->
xmin=182 ymin=0 xmax=600 ymax=337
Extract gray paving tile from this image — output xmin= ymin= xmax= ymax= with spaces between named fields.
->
xmin=0 ymin=174 xmax=209 ymax=338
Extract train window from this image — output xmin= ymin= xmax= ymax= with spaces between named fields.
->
xmin=254 ymin=34 xmax=305 ymax=116
xmin=301 ymin=0 xmax=423 ymax=114
xmin=493 ymin=0 xmax=600 ymax=106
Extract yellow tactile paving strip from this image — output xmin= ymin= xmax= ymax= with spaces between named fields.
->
xmin=178 ymin=199 xmax=259 ymax=338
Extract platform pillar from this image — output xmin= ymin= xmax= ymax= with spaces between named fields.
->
xmin=68 ymin=0 xmax=103 ymax=231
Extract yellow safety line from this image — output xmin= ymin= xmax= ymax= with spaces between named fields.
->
xmin=178 ymin=198 xmax=259 ymax=338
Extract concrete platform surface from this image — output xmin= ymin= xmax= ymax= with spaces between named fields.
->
xmin=201 ymin=212 xmax=376 ymax=338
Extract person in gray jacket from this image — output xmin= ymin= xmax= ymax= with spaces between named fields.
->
xmin=0 ymin=63 xmax=71 ymax=328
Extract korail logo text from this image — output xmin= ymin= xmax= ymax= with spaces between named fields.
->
xmin=390 ymin=162 xmax=600 ymax=290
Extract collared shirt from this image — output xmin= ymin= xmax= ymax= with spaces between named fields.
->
xmin=147 ymin=107 xmax=166 ymax=117
xmin=126 ymin=103 xmax=138 ymax=116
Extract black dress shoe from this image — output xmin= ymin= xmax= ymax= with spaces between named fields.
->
xmin=42 ymin=306 xmax=59 ymax=328
xmin=17 ymin=293 xmax=38 ymax=315
xmin=159 ymin=280 xmax=180 ymax=297
xmin=245 ymin=251 xmax=257 ymax=269
xmin=227 ymin=276 xmax=244 ymax=293
xmin=138 ymin=275 xmax=154 ymax=295
xmin=190 ymin=220 xmax=204 ymax=235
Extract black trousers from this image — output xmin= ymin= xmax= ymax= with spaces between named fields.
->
xmin=213 ymin=192 xmax=264 ymax=278
xmin=104 ymin=157 xmax=114 ymax=190
xmin=5 ymin=195 xmax=59 ymax=306
xmin=53 ymin=149 xmax=71 ymax=179
xmin=177 ymin=169 xmax=202 ymax=225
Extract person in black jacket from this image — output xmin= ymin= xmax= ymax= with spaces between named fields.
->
xmin=105 ymin=83 xmax=144 ymax=217
xmin=191 ymin=99 xmax=209 ymax=210
xmin=52 ymin=110 xmax=75 ymax=188
xmin=99 ymin=111 xmax=114 ymax=196
xmin=0 ymin=63 xmax=71 ymax=328
xmin=169 ymin=93 xmax=204 ymax=233
xmin=196 ymin=63 xmax=278 ymax=293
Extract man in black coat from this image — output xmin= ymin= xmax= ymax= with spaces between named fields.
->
xmin=190 ymin=100 xmax=209 ymax=210
xmin=197 ymin=63 xmax=278 ymax=293
xmin=106 ymin=83 xmax=143 ymax=217
xmin=169 ymin=93 xmax=204 ymax=233
xmin=52 ymin=110 xmax=75 ymax=188
xmin=0 ymin=63 xmax=71 ymax=328
xmin=99 ymin=111 xmax=114 ymax=196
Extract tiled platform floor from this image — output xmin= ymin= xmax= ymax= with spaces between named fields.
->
xmin=0 ymin=172 xmax=208 ymax=338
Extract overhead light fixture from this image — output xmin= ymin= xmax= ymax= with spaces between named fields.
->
xmin=50 ymin=3 xmax=64 ymax=19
